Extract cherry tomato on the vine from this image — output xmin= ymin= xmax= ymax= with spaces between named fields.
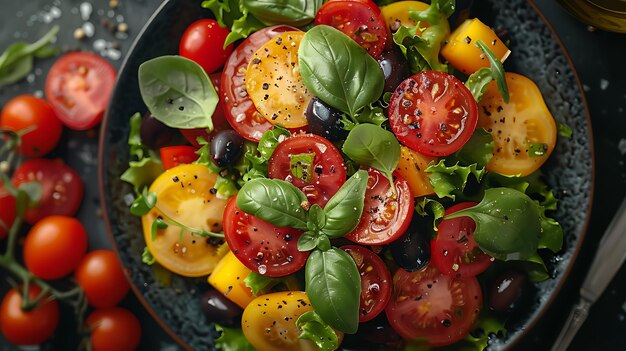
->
xmin=23 ymin=215 xmax=88 ymax=280
xmin=12 ymin=158 xmax=84 ymax=225
xmin=180 ymin=19 xmax=234 ymax=74
xmin=45 ymin=52 xmax=116 ymax=130
xmin=0 ymin=186 xmax=16 ymax=240
xmin=0 ymin=95 xmax=62 ymax=157
xmin=86 ymin=307 xmax=141 ymax=351
xmin=75 ymin=250 xmax=130 ymax=308
xmin=0 ymin=286 xmax=59 ymax=346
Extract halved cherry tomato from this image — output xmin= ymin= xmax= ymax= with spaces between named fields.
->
xmin=341 ymin=245 xmax=392 ymax=322
xmin=223 ymin=197 xmax=308 ymax=277
xmin=315 ymin=0 xmax=389 ymax=58
xmin=242 ymin=292 xmax=321 ymax=351
xmin=268 ymin=134 xmax=346 ymax=207
xmin=389 ymin=71 xmax=478 ymax=157
xmin=395 ymin=146 xmax=436 ymax=197
xmin=386 ymin=264 xmax=482 ymax=347
xmin=141 ymin=164 xmax=229 ymax=277
xmin=75 ymin=250 xmax=130 ymax=308
xmin=345 ymin=170 xmax=414 ymax=245
xmin=0 ymin=285 xmax=59 ymax=346
xmin=86 ymin=307 xmax=141 ymax=351
xmin=0 ymin=95 xmax=62 ymax=157
xmin=478 ymin=72 xmax=557 ymax=176
xmin=45 ymin=52 xmax=116 ymax=130
xmin=431 ymin=202 xmax=493 ymax=279
xmin=246 ymin=31 xmax=311 ymax=129
xmin=221 ymin=25 xmax=297 ymax=141
xmin=0 ymin=186 xmax=16 ymax=240
xmin=12 ymin=158 xmax=83 ymax=225
xmin=180 ymin=73 xmax=230 ymax=147
xmin=160 ymin=145 xmax=199 ymax=170
xmin=23 ymin=216 xmax=88 ymax=280
xmin=179 ymin=19 xmax=233 ymax=74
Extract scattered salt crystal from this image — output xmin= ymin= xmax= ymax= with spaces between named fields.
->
xmin=583 ymin=84 xmax=590 ymax=92
xmin=106 ymin=48 xmax=122 ymax=61
xmin=93 ymin=39 xmax=107 ymax=51
xmin=123 ymin=193 xmax=135 ymax=206
xmin=618 ymin=139 xmax=626 ymax=155
xmin=79 ymin=2 xmax=92 ymax=21
xmin=116 ymin=14 xmax=125 ymax=22
xmin=600 ymin=79 xmax=610 ymax=90
xmin=34 ymin=90 xmax=43 ymax=98
xmin=108 ymin=10 xmax=115 ymax=18
xmin=50 ymin=6 xmax=62 ymax=19
xmin=26 ymin=74 xmax=35 ymax=84
xmin=82 ymin=22 xmax=95 ymax=37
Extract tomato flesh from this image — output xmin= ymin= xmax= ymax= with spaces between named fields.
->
xmin=179 ymin=19 xmax=233 ymax=74
xmin=223 ymin=198 xmax=308 ymax=277
xmin=45 ymin=52 xmax=116 ymax=130
xmin=315 ymin=0 xmax=389 ymax=58
xmin=345 ymin=170 xmax=414 ymax=245
xmin=431 ymin=202 xmax=493 ymax=279
xmin=341 ymin=245 xmax=392 ymax=322
xmin=389 ymin=71 xmax=478 ymax=157
xmin=386 ymin=264 xmax=482 ymax=347
xmin=160 ymin=145 xmax=199 ymax=170
xmin=12 ymin=158 xmax=84 ymax=225
xmin=268 ymin=133 xmax=346 ymax=207
xmin=221 ymin=25 xmax=297 ymax=141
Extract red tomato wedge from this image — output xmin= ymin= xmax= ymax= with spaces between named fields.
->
xmin=431 ymin=202 xmax=493 ymax=279
xmin=223 ymin=198 xmax=308 ymax=277
xmin=389 ymin=71 xmax=478 ymax=157
xmin=268 ymin=134 xmax=346 ymax=207
xmin=386 ymin=264 xmax=482 ymax=347
xmin=345 ymin=170 xmax=414 ymax=245
xmin=221 ymin=25 xmax=297 ymax=141
xmin=315 ymin=0 xmax=389 ymax=58
xmin=45 ymin=52 xmax=116 ymax=130
xmin=341 ymin=245 xmax=392 ymax=323
xmin=160 ymin=146 xmax=199 ymax=170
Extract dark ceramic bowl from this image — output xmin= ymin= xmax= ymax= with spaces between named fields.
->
xmin=98 ymin=0 xmax=594 ymax=350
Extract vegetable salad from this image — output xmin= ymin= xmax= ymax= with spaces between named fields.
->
xmin=122 ymin=0 xmax=567 ymax=350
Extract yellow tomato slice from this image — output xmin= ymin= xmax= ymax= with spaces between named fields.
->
xmin=208 ymin=251 xmax=255 ymax=309
xmin=242 ymin=292 xmax=320 ymax=351
xmin=245 ymin=31 xmax=311 ymax=128
xmin=478 ymin=73 xmax=557 ymax=177
xmin=395 ymin=146 xmax=436 ymax=197
xmin=141 ymin=164 xmax=229 ymax=277
xmin=381 ymin=1 xmax=430 ymax=31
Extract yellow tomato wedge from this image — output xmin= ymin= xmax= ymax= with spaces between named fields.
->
xmin=381 ymin=1 xmax=430 ymax=31
xmin=478 ymin=72 xmax=557 ymax=177
xmin=242 ymin=291 xmax=342 ymax=351
xmin=208 ymin=251 xmax=255 ymax=309
xmin=141 ymin=164 xmax=229 ymax=277
xmin=395 ymin=146 xmax=436 ymax=197
xmin=245 ymin=31 xmax=311 ymax=128
xmin=441 ymin=18 xmax=511 ymax=75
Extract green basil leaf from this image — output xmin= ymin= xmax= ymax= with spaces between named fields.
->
xmin=307 ymin=204 xmax=326 ymax=232
xmin=121 ymin=157 xmax=163 ymax=193
xmin=299 ymin=25 xmax=384 ymax=117
xmin=142 ymin=247 xmax=156 ymax=265
xmin=415 ymin=197 xmax=445 ymax=231
xmin=290 ymin=152 xmax=315 ymax=183
xmin=322 ymin=170 xmax=368 ymax=238
xmin=445 ymin=188 xmax=541 ymax=261
xmin=305 ymin=248 xmax=361 ymax=334
xmin=342 ymin=124 xmax=400 ymax=189
xmin=465 ymin=67 xmax=494 ymax=102
xmin=355 ymin=105 xmax=387 ymax=126
xmin=0 ymin=25 xmax=59 ymax=86
xmin=452 ymin=128 xmax=494 ymax=168
xmin=298 ymin=231 xmax=320 ymax=252
xmin=296 ymin=311 xmax=340 ymax=351
xmin=0 ymin=50 xmax=33 ymax=86
xmin=138 ymin=56 xmax=218 ymax=130
xmin=237 ymin=178 xmax=309 ymax=230
xmin=425 ymin=160 xmax=485 ymax=200
xmin=476 ymin=40 xmax=509 ymax=103
xmin=214 ymin=324 xmax=256 ymax=351
xmin=242 ymin=0 xmax=321 ymax=26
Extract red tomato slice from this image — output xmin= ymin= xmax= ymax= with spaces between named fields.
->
xmin=386 ymin=264 xmax=482 ymax=347
xmin=223 ymin=198 xmax=308 ymax=277
xmin=221 ymin=25 xmax=298 ymax=142
xmin=431 ymin=202 xmax=493 ymax=279
xmin=12 ymin=159 xmax=83 ymax=225
xmin=345 ymin=170 xmax=414 ymax=245
xmin=268 ymin=133 xmax=346 ymax=207
xmin=45 ymin=52 xmax=116 ymax=130
xmin=179 ymin=19 xmax=234 ymax=74
xmin=160 ymin=145 xmax=199 ymax=170
xmin=388 ymin=71 xmax=478 ymax=157
xmin=180 ymin=73 xmax=230 ymax=147
xmin=315 ymin=0 xmax=389 ymax=58
xmin=341 ymin=245 xmax=392 ymax=323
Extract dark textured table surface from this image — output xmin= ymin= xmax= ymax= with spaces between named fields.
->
xmin=1 ymin=1 xmax=625 ymax=350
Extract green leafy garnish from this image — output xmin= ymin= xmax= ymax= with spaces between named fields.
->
xmin=201 ymin=0 xmax=265 ymax=47
xmin=120 ymin=157 xmax=163 ymax=193
xmin=321 ymin=170 xmax=368 ymax=238
xmin=415 ymin=197 xmax=446 ymax=231
xmin=451 ymin=129 xmax=495 ymax=168
xmin=0 ymin=25 xmax=59 ymax=86
xmin=528 ymin=143 xmax=549 ymax=157
xmin=129 ymin=189 xmax=156 ymax=216
xmin=150 ymin=217 xmax=168 ymax=242
xmin=242 ymin=0 xmax=322 ymax=27
xmin=214 ymin=324 xmax=256 ymax=351
xmin=142 ymin=247 xmax=156 ymax=265
xmin=558 ymin=122 xmax=573 ymax=138
xmin=290 ymin=152 xmax=315 ymax=183
xmin=138 ymin=56 xmax=218 ymax=130
xmin=464 ymin=40 xmax=509 ymax=103
xmin=296 ymin=311 xmax=340 ymax=351
xmin=426 ymin=160 xmax=485 ymax=200
xmin=243 ymin=272 xmax=300 ymax=296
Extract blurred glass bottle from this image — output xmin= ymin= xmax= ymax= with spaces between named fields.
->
xmin=558 ymin=0 xmax=626 ymax=33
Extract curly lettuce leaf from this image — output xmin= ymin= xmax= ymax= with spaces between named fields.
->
xmin=201 ymin=0 xmax=265 ymax=46
xmin=425 ymin=160 xmax=485 ymax=200
xmin=214 ymin=324 xmax=255 ymax=351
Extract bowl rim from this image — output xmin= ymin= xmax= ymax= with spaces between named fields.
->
xmin=97 ymin=0 xmax=595 ymax=350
